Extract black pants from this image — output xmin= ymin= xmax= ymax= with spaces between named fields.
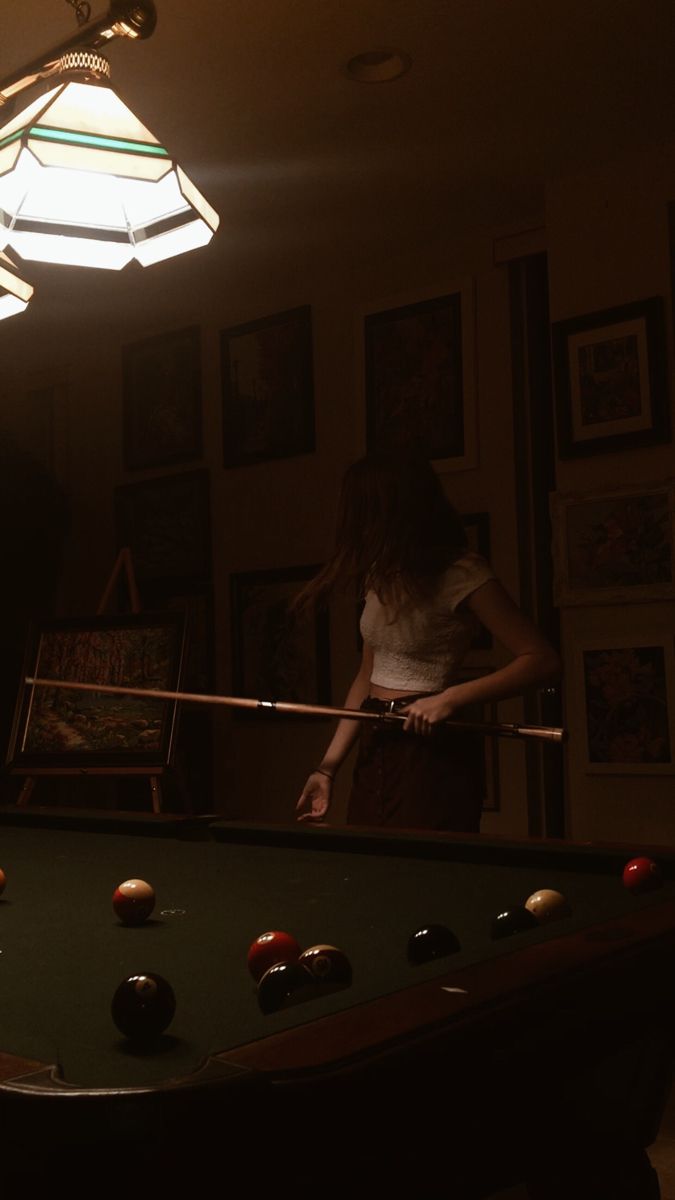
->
xmin=347 ymin=695 xmax=483 ymax=832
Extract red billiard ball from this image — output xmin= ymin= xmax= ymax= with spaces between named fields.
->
xmin=0 ymin=868 xmax=6 ymax=896
xmin=247 ymin=930 xmax=302 ymax=982
xmin=112 ymin=879 xmax=156 ymax=925
xmin=622 ymin=857 xmax=662 ymax=895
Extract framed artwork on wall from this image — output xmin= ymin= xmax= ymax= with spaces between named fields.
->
xmin=551 ymin=481 xmax=675 ymax=606
xmin=230 ymin=564 xmax=331 ymax=714
xmin=7 ymin=612 xmax=185 ymax=772
xmin=551 ymin=296 xmax=669 ymax=458
xmin=115 ymin=469 xmax=211 ymax=586
xmin=577 ymin=635 xmax=675 ymax=773
xmin=221 ymin=305 xmax=315 ymax=466
xmin=122 ymin=326 xmax=202 ymax=470
xmin=363 ymin=282 xmax=477 ymax=471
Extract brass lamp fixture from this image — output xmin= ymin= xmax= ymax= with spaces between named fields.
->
xmin=0 ymin=1 xmax=219 ymax=280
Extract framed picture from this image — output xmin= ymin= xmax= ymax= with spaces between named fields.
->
xmin=577 ymin=635 xmax=675 ymax=773
xmin=364 ymin=282 xmax=477 ymax=470
xmin=461 ymin=511 xmax=492 ymax=648
xmin=7 ymin=612 xmax=186 ymax=772
xmin=551 ymin=481 xmax=675 ymax=606
xmin=230 ymin=565 xmax=331 ymax=715
xmin=552 ymin=296 xmax=669 ymax=458
xmin=122 ymin=326 xmax=202 ymax=470
xmin=115 ymin=469 xmax=211 ymax=585
xmin=221 ymin=305 xmax=315 ymax=466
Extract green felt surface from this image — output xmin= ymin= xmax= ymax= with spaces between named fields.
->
xmin=0 ymin=819 xmax=669 ymax=1090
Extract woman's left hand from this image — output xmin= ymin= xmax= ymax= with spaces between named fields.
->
xmin=400 ymin=691 xmax=458 ymax=735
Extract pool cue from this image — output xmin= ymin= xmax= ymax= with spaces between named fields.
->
xmin=25 ymin=676 xmax=566 ymax=743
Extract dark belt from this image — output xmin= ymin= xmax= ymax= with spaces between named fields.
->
xmin=362 ymin=692 xmax=433 ymax=714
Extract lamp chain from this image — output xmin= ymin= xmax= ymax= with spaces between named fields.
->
xmin=64 ymin=0 xmax=92 ymax=26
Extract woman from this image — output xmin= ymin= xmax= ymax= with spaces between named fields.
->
xmin=295 ymin=449 xmax=561 ymax=831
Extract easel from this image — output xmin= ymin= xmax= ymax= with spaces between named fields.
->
xmin=16 ymin=548 xmax=164 ymax=813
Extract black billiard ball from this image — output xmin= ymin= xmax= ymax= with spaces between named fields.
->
xmin=407 ymin=924 xmax=461 ymax=965
xmin=491 ymin=907 xmax=539 ymax=940
xmin=247 ymin=930 xmax=302 ymax=982
xmin=299 ymin=944 xmax=352 ymax=988
xmin=111 ymin=973 xmax=175 ymax=1041
xmin=257 ymin=961 xmax=316 ymax=1014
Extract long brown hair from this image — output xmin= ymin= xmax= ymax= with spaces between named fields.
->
xmin=295 ymin=449 xmax=467 ymax=612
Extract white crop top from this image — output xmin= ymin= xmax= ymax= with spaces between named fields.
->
xmin=359 ymin=553 xmax=494 ymax=691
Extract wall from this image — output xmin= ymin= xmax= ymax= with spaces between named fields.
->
xmin=547 ymin=140 xmax=675 ymax=844
xmin=0 ymin=214 xmax=534 ymax=832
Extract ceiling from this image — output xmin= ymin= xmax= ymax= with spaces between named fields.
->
xmin=1 ymin=0 xmax=674 ymax=331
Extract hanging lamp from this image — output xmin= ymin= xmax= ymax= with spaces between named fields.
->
xmin=0 ymin=250 xmax=34 ymax=319
xmin=0 ymin=1 xmax=219 ymax=271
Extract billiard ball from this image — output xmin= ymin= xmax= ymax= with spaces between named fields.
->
xmin=257 ymin=961 xmax=316 ymax=1014
xmin=299 ymin=944 xmax=352 ymax=988
xmin=112 ymin=879 xmax=155 ymax=926
xmin=111 ymin=973 xmax=175 ymax=1041
xmin=247 ymin=930 xmax=302 ymax=982
xmin=0 ymin=868 xmax=6 ymax=896
xmin=491 ymin=907 xmax=539 ymax=939
xmin=622 ymin=857 xmax=662 ymax=895
xmin=524 ymin=889 xmax=571 ymax=923
xmin=407 ymin=924 xmax=461 ymax=965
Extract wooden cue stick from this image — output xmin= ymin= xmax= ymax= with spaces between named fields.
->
xmin=25 ymin=676 xmax=566 ymax=743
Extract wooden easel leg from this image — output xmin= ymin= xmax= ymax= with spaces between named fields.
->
xmin=149 ymin=777 xmax=162 ymax=814
xmin=16 ymin=778 xmax=35 ymax=807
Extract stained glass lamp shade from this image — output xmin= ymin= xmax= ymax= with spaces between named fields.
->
xmin=0 ymin=52 xmax=219 ymax=270
xmin=0 ymin=250 xmax=33 ymax=318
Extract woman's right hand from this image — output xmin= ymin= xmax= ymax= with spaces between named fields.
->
xmin=296 ymin=771 xmax=333 ymax=823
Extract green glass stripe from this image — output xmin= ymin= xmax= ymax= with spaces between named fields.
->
xmin=0 ymin=129 xmax=24 ymax=152
xmin=29 ymin=126 xmax=169 ymax=157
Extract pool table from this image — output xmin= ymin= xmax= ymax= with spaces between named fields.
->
xmin=0 ymin=806 xmax=673 ymax=1195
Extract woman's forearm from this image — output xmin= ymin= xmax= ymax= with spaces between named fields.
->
xmin=316 ymin=665 xmax=372 ymax=777
xmin=444 ymin=648 xmax=561 ymax=711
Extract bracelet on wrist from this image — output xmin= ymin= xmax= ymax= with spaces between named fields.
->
xmin=313 ymin=767 xmax=334 ymax=780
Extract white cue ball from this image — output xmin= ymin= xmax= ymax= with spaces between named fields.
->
xmin=524 ymin=888 xmax=571 ymax=923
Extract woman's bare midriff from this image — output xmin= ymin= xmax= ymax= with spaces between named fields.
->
xmin=368 ymin=682 xmax=425 ymax=699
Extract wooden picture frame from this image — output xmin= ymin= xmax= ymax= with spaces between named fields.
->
xmin=122 ymin=326 xmax=202 ymax=470
xmin=230 ymin=565 xmax=330 ymax=716
xmin=577 ymin=634 xmax=675 ymax=773
xmin=552 ymin=296 xmax=669 ymax=458
xmin=551 ymin=481 xmax=675 ymax=606
xmin=363 ymin=282 xmax=477 ymax=471
xmin=7 ymin=612 xmax=186 ymax=772
xmin=115 ymin=469 xmax=211 ymax=586
xmin=221 ymin=305 xmax=315 ymax=466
